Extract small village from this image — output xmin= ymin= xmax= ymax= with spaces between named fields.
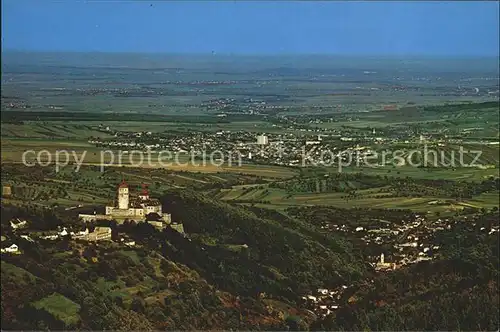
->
xmin=87 ymin=123 xmax=498 ymax=169
xmin=0 ymin=181 xmax=186 ymax=256
xmin=299 ymin=212 xmax=499 ymax=318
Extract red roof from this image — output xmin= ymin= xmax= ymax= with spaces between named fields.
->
xmin=118 ymin=180 xmax=128 ymax=188
xmin=141 ymin=183 xmax=149 ymax=195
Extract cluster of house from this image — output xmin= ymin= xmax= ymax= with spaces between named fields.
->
xmin=88 ymin=126 xmax=392 ymax=167
xmin=2 ymin=222 xmax=138 ymax=254
xmin=0 ymin=219 xmax=29 ymax=254
xmin=91 ymin=120 xmax=447 ymax=168
xmin=301 ymin=285 xmax=350 ymax=317
xmin=301 ymin=212 xmax=499 ymax=319
xmin=48 ymin=226 xmax=112 ymax=241
xmin=365 ymin=217 xmax=444 ymax=270
xmin=322 ymin=215 xmax=449 ymax=272
xmin=331 ymin=213 xmax=500 ymax=274
xmin=1 ymin=181 xmax=186 ymax=255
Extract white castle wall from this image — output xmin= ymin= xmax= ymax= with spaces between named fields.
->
xmin=118 ymin=187 xmax=129 ymax=209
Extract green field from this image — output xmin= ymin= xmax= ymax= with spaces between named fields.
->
xmin=1 ymin=122 xmax=114 ymax=140
xmin=32 ymin=293 xmax=81 ymax=326
xmin=337 ymin=165 xmax=499 ymax=181
xmin=214 ymin=182 xmax=499 ymax=215
xmin=2 ymin=101 xmax=498 ymax=214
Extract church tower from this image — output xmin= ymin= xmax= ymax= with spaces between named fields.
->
xmin=118 ymin=180 xmax=129 ymax=209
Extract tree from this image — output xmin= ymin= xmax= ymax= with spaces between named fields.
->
xmin=285 ymin=315 xmax=308 ymax=331
xmin=131 ymin=297 xmax=145 ymax=313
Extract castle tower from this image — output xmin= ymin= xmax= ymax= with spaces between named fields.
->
xmin=118 ymin=180 xmax=129 ymax=209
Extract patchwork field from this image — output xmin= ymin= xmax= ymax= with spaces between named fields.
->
xmin=213 ymin=177 xmax=499 ymax=215
xmin=32 ymin=293 xmax=81 ymax=326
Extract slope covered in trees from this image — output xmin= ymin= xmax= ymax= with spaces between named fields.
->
xmin=1 ymin=190 xmax=366 ymax=330
xmin=311 ymin=213 xmax=500 ymax=331
xmin=1 ymin=193 xmax=498 ymax=330
xmin=160 ymin=190 xmax=366 ymax=297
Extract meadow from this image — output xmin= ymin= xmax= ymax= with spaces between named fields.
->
xmin=213 ymin=184 xmax=499 ymax=215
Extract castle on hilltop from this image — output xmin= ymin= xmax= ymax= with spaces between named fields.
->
xmin=79 ymin=181 xmax=173 ymax=230
xmin=104 ymin=181 xmax=167 ymax=220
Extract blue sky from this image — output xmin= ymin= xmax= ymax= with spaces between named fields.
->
xmin=2 ymin=1 xmax=499 ymax=56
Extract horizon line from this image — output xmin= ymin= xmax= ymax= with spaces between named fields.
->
xmin=2 ymin=48 xmax=499 ymax=59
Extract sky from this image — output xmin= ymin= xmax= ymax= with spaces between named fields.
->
xmin=2 ymin=1 xmax=499 ymax=56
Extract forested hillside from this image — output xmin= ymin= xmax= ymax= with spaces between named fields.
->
xmin=1 ymin=192 xmax=498 ymax=330
xmin=0 ymin=190 xmax=366 ymax=330
xmin=311 ymin=212 xmax=500 ymax=331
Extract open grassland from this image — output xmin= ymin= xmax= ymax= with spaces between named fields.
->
xmin=213 ymin=181 xmax=499 ymax=216
xmin=388 ymin=143 xmax=500 ymax=168
xmin=2 ymin=118 xmax=308 ymax=139
xmin=1 ymin=122 xmax=114 ymax=140
xmin=2 ymin=101 xmax=498 ymax=216
xmin=1 ymin=154 xmax=496 ymax=213
xmin=0 ymin=161 xmax=295 ymax=210
xmin=32 ymin=293 xmax=81 ymax=326
xmin=315 ymin=102 xmax=499 ymax=126
xmin=322 ymin=165 xmax=499 ymax=182
xmin=1 ymin=150 xmax=300 ymax=177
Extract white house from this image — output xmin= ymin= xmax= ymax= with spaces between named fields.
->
xmin=1 ymin=244 xmax=19 ymax=253
xmin=10 ymin=219 xmax=28 ymax=230
xmin=59 ymin=228 xmax=69 ymax=236
xmin=317 ymin=288 xmax=329 ymax=295
xmin=20 ymin=235 xmax=34 ymax=242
